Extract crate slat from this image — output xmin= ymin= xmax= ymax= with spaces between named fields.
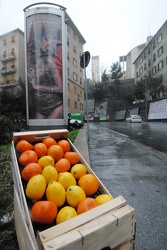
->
xmin=40 ymin=205 xmax=135 ymax=250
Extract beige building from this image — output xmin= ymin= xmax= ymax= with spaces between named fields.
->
xmin=0 ymin=28 xmax=25 ymax=86
xmin=133 ymin=20 xmax=167 ymax=98
xmin=66 ymin=13 xmax=86 ymax=115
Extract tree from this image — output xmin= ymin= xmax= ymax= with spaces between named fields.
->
xmin=134 ymin=76 xmax=163 ymax=101
xmin=110 ymin=62 xmax=123 ymax=80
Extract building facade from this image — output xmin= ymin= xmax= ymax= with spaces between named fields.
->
xmin=91 ymin=55 xmax=100 ymax=83
xmin=66 ymin=13 xmax=86 ymax=115
xmin=133 ymin=20 xmax=167 ymax=99
xmin=0 ymin=28 xmax=25 ymax=86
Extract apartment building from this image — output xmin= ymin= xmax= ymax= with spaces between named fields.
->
xmin=92 ymin=55 xmax=100 ymax=83
xmin=66 ymin=13 xmax=86 ymax=115
xmin=0 ymin=28 xmax=25 ymax=87
xmin=133 ymin=20 xmax=167 ymax=99
xmin=0 ymin=12 xmax=86 ymax=116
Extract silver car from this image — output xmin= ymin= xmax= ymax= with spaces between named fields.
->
xmin=126 ymin=115 xmax=142 ymax=123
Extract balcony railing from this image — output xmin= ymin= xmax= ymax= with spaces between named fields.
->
xmin=1 ymin=53 xmax=16 ymax=62
xmin=1 ymin=66 xmax=17 ymax=75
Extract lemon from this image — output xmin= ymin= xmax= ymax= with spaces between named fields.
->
xmin=26 ymin=174 xmax=46 ymax=203
xmin=70 ymin=164 xmax=87 ymax=179
xmin=58 ymin=172 xmax=76 ymax=191
xmin=38 ymin=155 xmax=54 ymax=169
xmin=56 ymin=206 xmax=77 ymax=224
xmin=66 ymin=185 xmax=86 ymax=208
xmin=46 ymin=181 xmax=66 ymax=207
xmin=95 ymin=194 xmax=114 ymax=205
xmin=42 ymin=165 xmax=58 ymax=185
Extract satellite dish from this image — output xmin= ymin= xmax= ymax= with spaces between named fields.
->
xmin=80 ymin=51 xmax=90 ymax=68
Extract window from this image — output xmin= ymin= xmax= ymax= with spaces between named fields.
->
xmin=3 ymin=50 xmax=7 ymax=58
xmin=67 ymin=25 xmax=70 ymax=33
xmin=67 ymin=67 xmax=70 ymax=76
xmin=68 ymin=82 xmax=70 ymax=91
xmin=152 ymin=66 xmax=156 ymax=75
xmin=11 ymin=60 xmax=15 ymax=67
xmin=80 ymin=77 xmax=82 ymax=85
xmin=144 ymin=63 xmax=146 ymax=70
xmin=73 ymin=45 xmax=76 ymax=53
xmin=73 ymin=72 xmax=77 ymax=81
xmin=139 ymin=57 xmax=143 ymax=64
xmin=74 ymin=101 xmax=77 ymax=109
xmin=158 ymin=46 xmax=163 ymax=57
xmin=67 ymin=38 xmax=69 ymax=46
xmin=143 ymin=52 xmax=146 ymax=59
xmin=67 ymin=52 xmax=69 ymax=60
xmin=153 ymin=53 xmax=156 ymax=62
xmin=73 ymin=58 xmax=77 ymax=67
xmin=3 ymin=39 xmax=7 ymax=45
xmin=148 ymin=47 xmax=150 ymax=55
xmin=158 ymin=60 xmax=163 ymax=71
xmin=11 ymin=74 xmax=15 ymax=83
xmin=157 ymin=33 xmax=162 ymax=44
xmin=74 ymin=86 xmax=77 ymax=94
xmin=11 ymin=35 xmax=15 ymax=43
xmin=148 ymin=58 xmax=151 ymax=67
xmin=140 ymin=67 xmax=143 ymax=74
xmin=80 ymin=90 xmax=83 ymax=98
xmin=11 ymin=48 xmax=15 ymax=56
xmin=152 ymin=40 xmax=155 ymax=49
xmin=73 ymin=31 xmax=76 ymax=40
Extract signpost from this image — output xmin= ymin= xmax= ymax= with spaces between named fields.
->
xmin=80 ymin=51 xmax=90 ymax=143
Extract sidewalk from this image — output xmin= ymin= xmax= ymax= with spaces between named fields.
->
xmin=73 ymin=127 xmax=90 ymax=165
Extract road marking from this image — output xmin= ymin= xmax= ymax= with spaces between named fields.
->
xmin=104 ymin=127 xmax=129 ymax=138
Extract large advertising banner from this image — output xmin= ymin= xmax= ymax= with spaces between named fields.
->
xmin=25 ymin=5 xmax=67 ymax=127
xmin=148 ymin=99 xmax=167 ymax=120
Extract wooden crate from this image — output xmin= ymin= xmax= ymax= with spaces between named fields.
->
xmin=11 ymin=129 xmax=136 ymax=250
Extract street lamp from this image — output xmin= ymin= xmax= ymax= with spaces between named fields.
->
xmin=142 ymin=78 xmax=147 ymax=121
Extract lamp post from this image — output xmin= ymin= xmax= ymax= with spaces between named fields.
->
xmin=142 ymin=78 xmax=147 ymax=121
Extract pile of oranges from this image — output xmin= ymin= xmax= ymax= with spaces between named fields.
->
xmin=15 ymin=137 xmax=113 ymax=226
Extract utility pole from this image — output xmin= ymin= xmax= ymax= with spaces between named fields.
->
xmin=142 ymin=78 xmax=147 ymax=121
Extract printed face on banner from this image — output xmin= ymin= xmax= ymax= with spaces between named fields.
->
xmin=26 ymin=13 xmax=63 ymax=119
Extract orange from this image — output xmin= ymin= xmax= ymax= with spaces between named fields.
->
xmin=78 ymin=174 xmax=99 ymax=196
xmin=57 ymin=140 xmax=71 ymax=153
xmin=64 ymin=152 xmax=80 ymax=165
xmin=77 ymin=198 xmax=99 ymax=215
xmin=47 ymin=145 xmax=64 ymax=162
xmin=21 ymin=162 xmax=42 ymax=182
xmin=56 ymin=206 xmax=77 ymax=224
xmin=30 ymin=201 xmax=57 ymax=224
xmin=18 ymin=150 xmax=38 ymax=167
xmin=34 ymin=142 xmax=47 ymax=158
xmin=16 ymin=139 xmax=33 ymax=153
xmin=54 ymin=158 xmax=71 ymax=173
xmin=42 ymin=137 xmax=57 ymax=148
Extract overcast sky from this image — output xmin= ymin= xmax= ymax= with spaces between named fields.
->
xmin=0 ymin=0 xmax=167 ymax=75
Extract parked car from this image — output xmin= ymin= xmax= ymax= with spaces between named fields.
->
xmin=126 ymin=115 xmax=142 ymax=123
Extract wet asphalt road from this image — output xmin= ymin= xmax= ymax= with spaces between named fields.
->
xmin=87 ymin=122 xmax=167 ymax=250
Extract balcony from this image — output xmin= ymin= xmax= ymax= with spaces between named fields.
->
xmin=1 ymin=66 xmax=17 ymax=75
xmin=1 ymin=53 xmax=16 ymax=62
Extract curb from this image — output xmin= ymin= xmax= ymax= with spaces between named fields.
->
xmin=73 ymin=127 xmax=90 ymax=165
